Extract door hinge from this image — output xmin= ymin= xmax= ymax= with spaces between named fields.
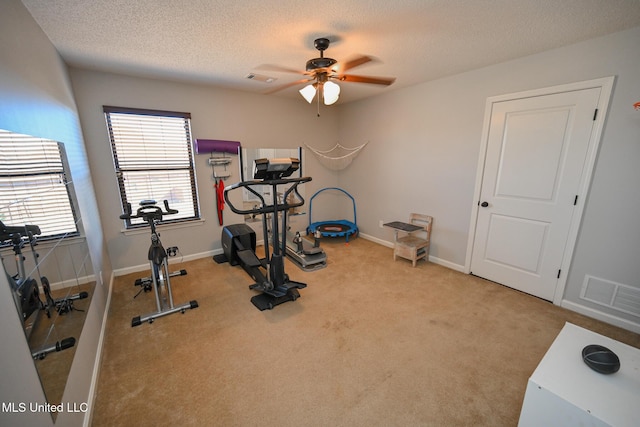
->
xmin=574 ymin=195 xmax=578 ymax=206
xmin=557 ymin=269 xmax=561 ymax=279
xmin=593 ymin=109 xmax=598 ymax=121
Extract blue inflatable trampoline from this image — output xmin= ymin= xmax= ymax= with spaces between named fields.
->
xmin=307 ymin=187 xmax=358 ymax=242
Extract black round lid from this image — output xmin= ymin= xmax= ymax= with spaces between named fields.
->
xmin=582 ymin=344 xmax=621 ymax=374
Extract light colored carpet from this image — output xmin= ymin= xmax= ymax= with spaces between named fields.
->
xmin=91 ymin=237 xmax=639 ymax=426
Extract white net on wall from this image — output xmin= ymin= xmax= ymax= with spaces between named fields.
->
xmin=304 ymin=142 xmax=368 ymax=171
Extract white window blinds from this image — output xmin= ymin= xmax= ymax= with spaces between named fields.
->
xmin=0 ymin=129 xmax=79 ymax=239
xmin=104 ymin=107 xmax=199 ymax=227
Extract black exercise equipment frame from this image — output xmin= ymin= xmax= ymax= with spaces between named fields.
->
xmin=223 ymin=168 xmax=311 ymax=310
xmin=0 ymin=220 xmax=79 ymax=357
xmin=1 ymin=222 xmax=44 ymax=326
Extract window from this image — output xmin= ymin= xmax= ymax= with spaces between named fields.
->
xmin=0 ymin=129 xmax=79 ymax=239
xmin=104 ymin=106 xmax=200 ymax=227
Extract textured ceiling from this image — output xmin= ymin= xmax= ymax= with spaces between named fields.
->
xmin=19 ymin=0 xmax=640 ymax=104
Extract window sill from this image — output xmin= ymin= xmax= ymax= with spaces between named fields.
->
xmin=120 ymin=218 xmax=206 ymax=236
xmin=0 ymin=235 xmax=86 ymax=257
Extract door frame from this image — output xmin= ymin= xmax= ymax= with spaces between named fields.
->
xmin=465 ymin=76 xmax=615 ymax=305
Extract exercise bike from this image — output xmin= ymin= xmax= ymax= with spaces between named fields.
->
xmin=1 ymin=221 xmax=78 ymax=357
xmin=220 ymin=158 xmax=310 ymax=310
xmin=1 ymin=221 xmax=44 ymax=333
xmin=1 ymin=221 xmax=89 ymax=319
xmin=120 ymin=200 xmax=198 ymax=326
xmin=24 ymin=226 xmax=89 ymax=316
xmin=31 ymin=336 xmax=76 ymax=360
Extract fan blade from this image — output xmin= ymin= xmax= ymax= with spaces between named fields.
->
xmin=337 ymin=55 xmax=373 ymax=73
xmin=337 ymin=74 xmax=396 ymax=86
xmin=256 ymin=64 xmax=307 ymax=75
xmin=264 ymin=78 xmax=313 ymax=94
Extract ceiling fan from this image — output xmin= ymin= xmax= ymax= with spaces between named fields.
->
xmin=260 ymin=37 xmax=396 ymax=106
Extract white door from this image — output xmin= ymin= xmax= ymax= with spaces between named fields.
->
xmin=470 ymin=87 xmax=602 ymax=301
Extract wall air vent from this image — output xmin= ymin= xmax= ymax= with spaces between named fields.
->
xmin=245 ymin=73 xmax=276 ymax=83
xmin=581 ymin=275 xmax=640 ymax=318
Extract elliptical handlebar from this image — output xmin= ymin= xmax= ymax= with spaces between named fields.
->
xmin=224 ymin=176 xmax=312 ymax=216
xmin=119 ymin=199 xmax=179 ymax=224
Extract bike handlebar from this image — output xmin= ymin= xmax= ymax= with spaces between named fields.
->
xmin=119 ymin=200 xmax=179 ymax=222
xmin=0 ymin=220 xmax=41 ymax=242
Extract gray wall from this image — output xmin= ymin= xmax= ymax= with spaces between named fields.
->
xmin=0 ymin=1 xmax=111 ymax=426
xmin=1 ymin=3 xmax=638 ymax=426
xmin=69 ymin=69 xmax=339 ymax=271
xmin=337 ymin=26 xmax=640 ymax=331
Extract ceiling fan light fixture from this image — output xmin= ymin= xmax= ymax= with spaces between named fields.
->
xmin=323 ymin=81 xmax=340 ymax=105
xmin=263 ymin=36 xmax=395 ymax=110
xmin=299 ymin=84 xmax=316 ymax=103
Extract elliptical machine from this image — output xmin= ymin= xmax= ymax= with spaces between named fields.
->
xmin=120 ymin=200 xmax=198 ymax=326
xmin=221 ymin=158 xmax=310 ymax=310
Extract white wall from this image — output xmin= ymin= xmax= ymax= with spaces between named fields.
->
xmin=69 ymin=26 xmax=640 ymax=331
xmin=69 ymin=69 xmax=339 ymax=271
xmin=337 ymin=26 xmax=640 ymax=330
xmin=1 ymin=18 xmax=636 ymax=427
xmin=337 ymin=78 xmax=484 ymax=265
xmin=0 ymin=1 xmax=111 ymax=426
xmin=2 ymin=3 xmax=636 ymax=425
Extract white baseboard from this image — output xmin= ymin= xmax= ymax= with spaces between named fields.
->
xmin=361 ymin=233 xmax=638 ymax=333
xmin=359 ymin=232 xmax=394 ymax=248
xmin=114 ymin=235 xmax=466 ymax=276
xmin=48 ymin=274 xmax=96 ymax=291
xmin=359 ymin=233 xmax=465 ymax=272
xmin=561 ymin=300 xmax=640 ymax=334
xmin=113 ymin=249 xmax=223 ymax=277
xmin=83 ymin=270 xmax=115 ymax=427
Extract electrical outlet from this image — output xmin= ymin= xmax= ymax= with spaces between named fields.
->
xmin=379 ymin=220 xmax=384 ymax=228
xmin=167 ymin=246 xmax=178 ymax=257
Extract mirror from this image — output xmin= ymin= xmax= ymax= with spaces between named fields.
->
xmin=239 ymin=147 xmax=306 ymax=227
xmin=0 ymin=130 xmax=95 ymax=421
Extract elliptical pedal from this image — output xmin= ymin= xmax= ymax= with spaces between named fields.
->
xmin=237 ymin=249 xmax=263 ymax=268
xmin=251 ymin=288 xmax=301 ymax=311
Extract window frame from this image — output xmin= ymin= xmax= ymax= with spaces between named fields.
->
xmin=103 ymin=106 xmax=200 ymax=229
xmin=0 ymin=129 xmax=80 ymax=241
